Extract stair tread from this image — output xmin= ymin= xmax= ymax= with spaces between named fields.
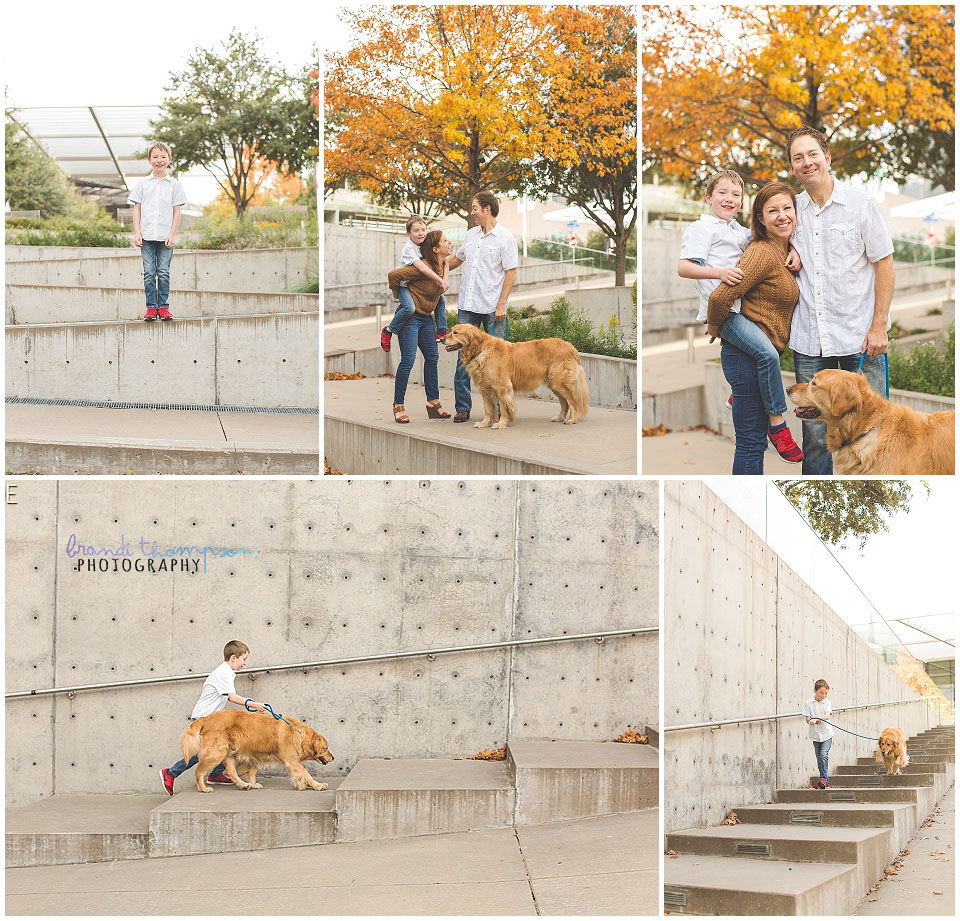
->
xmin=669 ymin=822 xmax=887 ymax=842
xmin=338 ymin=758 xmax=514 ymax=792
xmin=742 ymin=802 xmax=912 ymax=814
xmin=508 ymin=739 xmax=658 ymax=769
xmin=151 ymin=776 xmax=340 ymax=814
xmin=664 ymin=854 xmax=855 ymax=894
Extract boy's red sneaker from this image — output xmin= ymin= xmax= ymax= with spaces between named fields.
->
xmin=380 ymin=327 xmax=392 ymax=352
xmin=159 ymin=767 xmax=175 ymax=796
xmin=725 ymin=394 xmax=733 ymax=411
xmin=768 ymin=424 xmax=803 ymax=463
xmin=436 ymin=330 xmax=447 ymax=342
xmin=207 ymin=772 xmax=234 ymax=785
xmin=144 ymin=308 xmax=159 ymax=322
xmin=157 ymin=307 xmax=173 ymax=321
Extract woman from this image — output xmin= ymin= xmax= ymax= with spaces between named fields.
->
xmin=706 ymin=181 xmax=804 ymax=474
xmin=386 ymin=230 xmax=452 ymax=423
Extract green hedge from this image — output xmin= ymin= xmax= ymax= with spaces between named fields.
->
xmin=6 ymin=222 xmax=129 ymax=247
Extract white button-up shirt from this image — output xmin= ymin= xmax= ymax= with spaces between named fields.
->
xmin=802 ymin=697 xmax=834 ymax=742
xmin=680 ymin=214 xmax=751 ymax=322
xmin=789 ymin=180 xmax=894 ymax=356
xmin=127 ymin=173 xmax=187 ymax=241
xmin=455 ymin=222 xmax=519 ymax=315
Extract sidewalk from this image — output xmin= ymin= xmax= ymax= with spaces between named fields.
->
xmin=5 ymin=809 xmax=658 ymax=916
xmin=854 ymin=784 xmax=954 ymax=917
xmin=642 ymin=428 xmax=796 ymax=475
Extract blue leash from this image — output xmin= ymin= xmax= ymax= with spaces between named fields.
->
xmin=819 ymin=718 xmax=878 ymax=742
xmin=245 ymin=699 xmax=301 ymax=733
xmin=856 ymin=351 xmax=890 ymax=398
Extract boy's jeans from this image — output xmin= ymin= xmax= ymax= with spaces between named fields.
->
xmin=168 ymin=718 xmax=224 ymax=778
xmin=718 ymin=311 xmax=786 ymax=415
xmin=388 ymin=287 xmax=446 ymax=334
xmin=793 ymin=352 xmax=887 ymax=475
xmin=812 ymin=737 xmax=832 ymax=781
xmin=454 ymin=310 xmax=506 ymax=413
xmin=141 ymin=240 xmax=173 ymax=310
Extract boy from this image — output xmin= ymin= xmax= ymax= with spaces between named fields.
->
xmin=159 ymin=640 xmax=267 ymax=795
xmin=128 ymin=141 xmax=187 ymax=322
xmin=380 ymin=216 xmax=448 ymax=351
xmin=803 ymin=678 xmax=834 ymax=789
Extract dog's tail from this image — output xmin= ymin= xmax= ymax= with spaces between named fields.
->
xmin=571 ymin=363 xmax=589 ymax=418
xmin=180 ymin=721 xmax=202 ymax=763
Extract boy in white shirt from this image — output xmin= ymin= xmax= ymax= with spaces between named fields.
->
xmin=128 ymin=141 xmax=187 ymax=321
xmin=803 ymin=678 xmax=834 ymax=789
xmin=380 ymin=216 xmax=448 ymax=351
xmin=159 ymin=640 xmax=267 ymax=795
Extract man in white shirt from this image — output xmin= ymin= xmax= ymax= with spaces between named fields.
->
xmin=803 ymin=678 xmax=835 ymax=788
xmin=787 ymin=126 xmax=895 ymax=474
xmin=445 ymin=192 xmax=519 ymax=422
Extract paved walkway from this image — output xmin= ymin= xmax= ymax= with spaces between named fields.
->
xmin=854 ymin=784 xmax=954 ymax=917
xmin=6 ymin=809 xmax=658 ymax=916
xmin=642 ymin=428 xmax=796 ymax=475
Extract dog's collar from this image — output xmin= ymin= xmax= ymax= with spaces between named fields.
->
xmin=838 ymin=427 xmax=875 ymax=450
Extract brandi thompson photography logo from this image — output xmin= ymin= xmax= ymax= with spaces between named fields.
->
xmin=65 ymin=534 xmax=258 ymax=574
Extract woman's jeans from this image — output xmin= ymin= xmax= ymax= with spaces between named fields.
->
xmin=388 ymin=286 xmax=446 ymax=334
xmin=812 ymin=737 xmax=833 ymax=781
xmin=720 ymin=341 xmax=767 ymax=475
xmin=140 ymin=240 xmax=173 ymax=309
xmin=718 ymin=311 xmax=786 ymax=415
xmin=793 ymin=351 xmax=887 ymax=475
xmin=394 ymin=312 xmax=440 ymax=405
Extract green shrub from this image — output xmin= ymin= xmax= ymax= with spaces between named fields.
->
xmin=6 ymin=221 xmax=129 ymax=247
xmin=888 ymin=324 xmax=954 ymax=397
xmin=190 ymin=213 xmax=318 ymax=250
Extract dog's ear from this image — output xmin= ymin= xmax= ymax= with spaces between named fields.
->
xmin=830 ymin=374 xmax=863 ymax=417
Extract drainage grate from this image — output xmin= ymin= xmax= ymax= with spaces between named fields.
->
xmin=735 ymin=842 xmax=770 ymax=855
xmin=829 ymin=791 xmax=855 ymax=801
xmin=663 ymin=888 xmax=688 ymax=907
xmin=791 ymin=811 xmax=823 ymax=824
xmin=857 ymin=776 xmax=882 ymax=785
xmin=6 ymin=396 xmax=318 ymax=415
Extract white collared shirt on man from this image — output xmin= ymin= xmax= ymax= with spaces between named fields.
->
xmin=455 ymin=222 xmax=519 ymax=315
xmin=127 ymin=173 xmax=187 ymax=241
xmin=680 ymin=213 xmax=751 ymax=322
xmin=789 ymin=180 xmax=894 ymax=357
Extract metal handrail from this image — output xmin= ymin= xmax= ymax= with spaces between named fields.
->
xmin=5 ymin=627 xmax=657 ymax=700
xmin=664 ymin=695 xmax=939 ymax=732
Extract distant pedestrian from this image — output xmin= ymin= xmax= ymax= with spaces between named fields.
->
xmin=128 ymin=141 xmax=186 ymax=322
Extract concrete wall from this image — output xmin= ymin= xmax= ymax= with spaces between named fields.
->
xmin=663 ymin=481 xmax=932 ymax=834
xmin=5 ymin=480 xmax=658 ymax=806
xmin=5 ymin=248 xmax=317 ymax=293
xmin=7 ymin=313 xmax=319 ymax=408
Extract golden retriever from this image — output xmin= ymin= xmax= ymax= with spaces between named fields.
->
xmin=875 ymin=727 xmax=909 ymax=775
xmin=787 ymin=370 xmax=954 ymax=474
xmin=441 ymin=324 xmax=588 ymax=428
xmin=180 ymin=710 xmax=334 ymax=793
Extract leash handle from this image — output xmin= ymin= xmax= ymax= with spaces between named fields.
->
xmin=856 ymin=351 xmax=890 ymax=398
xmin=819 ymin=718 xmax=878 ymax=742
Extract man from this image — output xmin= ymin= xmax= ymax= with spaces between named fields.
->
xmin=787 ymin=126 xmax=895 ymax=474
xmin=446 ymin=192 xmax=519 ymax=422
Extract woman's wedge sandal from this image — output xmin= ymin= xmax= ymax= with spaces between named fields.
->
xmin=393 ymin=404 xmax=410 ymax=424
xmin=426 ymin=400 xmax=451 ymax=419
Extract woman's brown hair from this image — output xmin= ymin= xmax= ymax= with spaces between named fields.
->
xmin=420 ymin=230 xmax=445 ymax=276
xmin=751 ymin=181 xmax=797 ymax=244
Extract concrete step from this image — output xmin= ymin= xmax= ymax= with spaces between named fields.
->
xmin=325 ymin=377 xmax=637 ymax=475
xmin=6 ymin=403 xmax=319 ymax=475
xmin=837 ymin=762 xmax=945 ymax=775
xmin=776 ymin=785 xmax=938 ymax=817
xmin=148 ymin=777 xmax=338 ymax=858
xmin=334 ymin=758 xmax=515 ymax=842
xmin=664 ymin=854 xmax=860 ymax=915
xmin=856 ymin=754 xmax=951 ymax=765
xmin=7 ymin=313 xmax=318 ymax=408
xmin=506 ymin=740 xmax=657 ymax=825
xmin=6 ymin=793 xmax=166 ymax=867
xmin=6 ymin=283 xmax=318 ymax=324
xmin=812 ymin=772 xmax=936 ymax=788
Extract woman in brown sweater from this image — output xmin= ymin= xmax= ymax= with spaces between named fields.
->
xmin=707 ymin=181 xmax=804 ymax=471
xmin=386 ymin=230 xmax=452 ymax=422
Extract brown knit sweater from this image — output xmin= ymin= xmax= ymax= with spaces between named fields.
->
xmin=387 ymin=265 xmax=444 ymax=315
xmin=706 ymin=239 xmax=799 ymax=353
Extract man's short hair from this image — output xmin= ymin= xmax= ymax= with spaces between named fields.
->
xmin=405 ymin=215 xmax=427 ymax=233
xmin=146 ymin=141 xmax=172 ymax=159
xmin=705 ymin=169 xmax=744 ymax=197
xmin=223 ymin=640 xmax=250 ymax=661
xmin=472 ymin=191 xmax=500 ymax=217
xmin=814 ymin=678 xmax=830 ymax=691
xmin=787 ymin=126 xmax=829 ymax=162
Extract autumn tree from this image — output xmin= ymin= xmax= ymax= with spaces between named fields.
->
xmin=776 ymin=480 xmax=929 ymax=549
xmin=643 ymin=5 xmax=955 ymax=190
xmin=529 ymin=6 xmax=637 ymax=285
xmin=325 ymin=6 xmax=557 ymax=221
xmin=151 ymin=31 xmax=317 ymax=219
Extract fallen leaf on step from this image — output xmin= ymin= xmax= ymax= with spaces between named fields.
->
xmin=922 ymin=876 xmax=932 ymax=880
xmin=682 ymin=458 xmax=694 ymax=463
xmin=719 ymin=811 xmax=740 ymax=825
xmin=933 ymin=891 xmax=943 ymax=895
xmin=666 ymin=850 xmax=678 ymax=858
xmin=868 ymin=898 xmax=879 ymax=902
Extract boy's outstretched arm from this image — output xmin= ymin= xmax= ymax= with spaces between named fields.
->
xmin=225 ymin=692 xmax=266 ymax=712
xmin=678 ymin=258 xmax=744 ymax=285
xmin=412 ymin=258 xmax=447 ymax=291
xmin=784 ymin=245 xmax=802 ymax=271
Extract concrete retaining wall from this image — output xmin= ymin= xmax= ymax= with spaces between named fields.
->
xmin=663 ymin=481 xmax=932 ymax=834
xmin=6 ymin=313 xmax=319 ymax=408
xmin=5 ymin=480 xmax=658 ymax=806
xmin=5 ymin=248 xmax=317 ymax=292
xmin=6 ymin=285 xmax=319 ymax=325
